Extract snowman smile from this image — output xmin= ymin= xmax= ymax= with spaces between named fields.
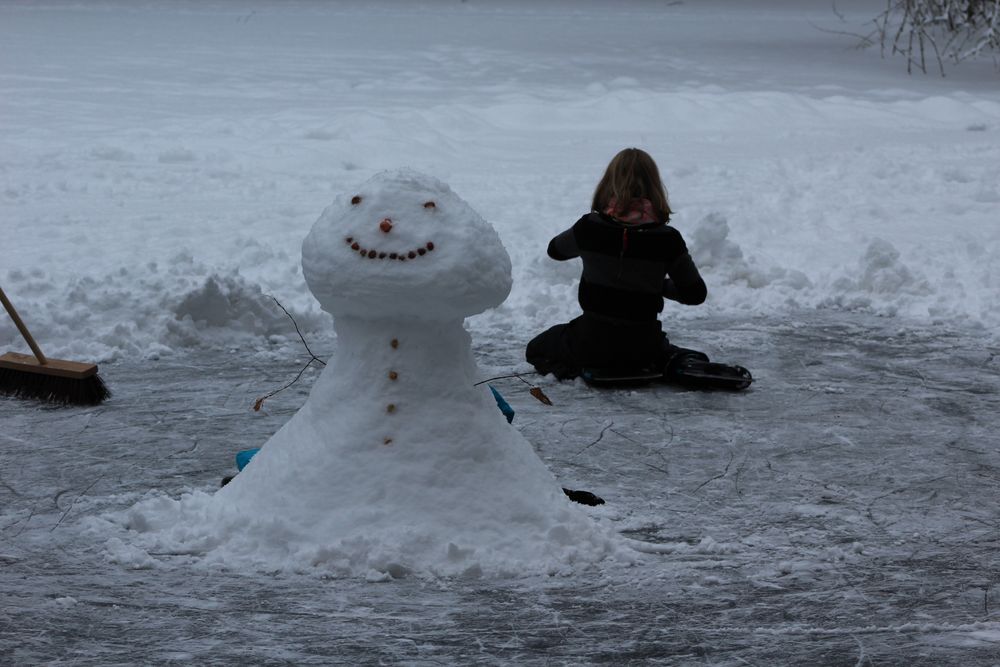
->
xmin=344 ymin=235 xmax=436 ymax=261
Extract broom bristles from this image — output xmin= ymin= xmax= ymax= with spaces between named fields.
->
xmin=0 ymin=367 xmax=111 ymax=406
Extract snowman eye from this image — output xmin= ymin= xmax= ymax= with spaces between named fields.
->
xmin=423 ymin=201 xmax=436 ymax=209
xmin=351 ymin=195 xmax=362 ymax=205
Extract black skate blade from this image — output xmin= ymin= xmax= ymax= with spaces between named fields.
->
xmin=581 ymin=367 xmax=663 ymax=387
xmin=672 ymin=363 xmax=753 ymax=390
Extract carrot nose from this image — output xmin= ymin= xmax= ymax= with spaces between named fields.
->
xmin=379 ymin=218 xmax=393 ymax=233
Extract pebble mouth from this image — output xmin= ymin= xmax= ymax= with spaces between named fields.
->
xmin=345 ymin=237 xmax=435 ymax=261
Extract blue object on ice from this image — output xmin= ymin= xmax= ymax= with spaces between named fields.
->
xmin=489 ymin=384 xmax=515 ymax=423
xmin=234 ymin=386 xmax=514 ymax=472
xmin=236 ymin=448 xmax=260 ymax=472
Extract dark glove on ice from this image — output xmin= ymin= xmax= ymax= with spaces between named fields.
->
xmin=563 ymin=488 xmax=605 ymax=506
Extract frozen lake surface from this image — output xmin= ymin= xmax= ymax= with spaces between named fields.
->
xmin=2 ymin=0 xmax=1000 ymax=663
xmin=3 ymin=314 xmax=999 ymax=664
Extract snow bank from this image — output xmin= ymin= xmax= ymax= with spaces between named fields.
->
xmin=0 ymin=259 xmax=327 ymax=363
xmin=2 ymin=0 xmax=998 ymax=360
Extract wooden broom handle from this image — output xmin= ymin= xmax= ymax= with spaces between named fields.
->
xmin=0 ymin=286 xmax=48 ymax=365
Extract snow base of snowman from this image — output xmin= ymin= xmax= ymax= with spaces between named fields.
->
xmin=222 ymin=455 xmax=607 ymax=509
xmin=104 ymin=171 xmax=634 ymax=578
xmin=221 ymin=385 xmax=606 ymax=508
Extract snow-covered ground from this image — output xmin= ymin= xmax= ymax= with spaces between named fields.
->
xmin=2 ymin=1 xmax=999 ymax=664
xmin=3 ymin=0 xmax=999 ymax=361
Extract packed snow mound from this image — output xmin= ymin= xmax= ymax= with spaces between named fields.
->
xmin=846 ymin=239 xmax=931 ymax=297
xmin=303 ymin=169 xmax=513 ymax=320
xmin=689 ymin=213 xmax=811 ymax=292
xmin=171 ymin=273 xmax=301 ymax=336
xmin=0 ymin=262 xmax=325 ymax=361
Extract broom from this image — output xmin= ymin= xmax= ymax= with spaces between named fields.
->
xmin=0 ymin=286 xmax=110 ymax=405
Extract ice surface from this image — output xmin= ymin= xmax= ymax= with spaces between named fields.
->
xmin=3 ymin=316 xmax=999 ymax=664
xmin=1 ymin=0 xmax=998 ymax=362
xmin=2 ymin=0 xmax=1000 ymax=663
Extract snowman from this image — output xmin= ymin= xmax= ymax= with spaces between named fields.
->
xmin=122 ymin=170 xmax=624 ymax=577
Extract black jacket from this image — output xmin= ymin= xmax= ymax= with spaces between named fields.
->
xmin=547 ymin=212 xmax=706 ymax=322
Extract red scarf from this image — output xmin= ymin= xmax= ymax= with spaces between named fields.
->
xmin=604 ymin=197 xmax=658 ymax=224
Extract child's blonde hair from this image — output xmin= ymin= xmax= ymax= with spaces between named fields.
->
xmin=592 ymin=148 xmax=672 ymax=222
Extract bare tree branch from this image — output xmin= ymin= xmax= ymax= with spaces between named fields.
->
xmin=872 ymin=0 xmax=1000 ymax=74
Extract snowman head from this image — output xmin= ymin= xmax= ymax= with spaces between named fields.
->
xmin=302 ymin=169 xmax=513 ymax=320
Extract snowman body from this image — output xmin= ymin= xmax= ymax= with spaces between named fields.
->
xmin=129 ymin=170 xmax=621 ymax=576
